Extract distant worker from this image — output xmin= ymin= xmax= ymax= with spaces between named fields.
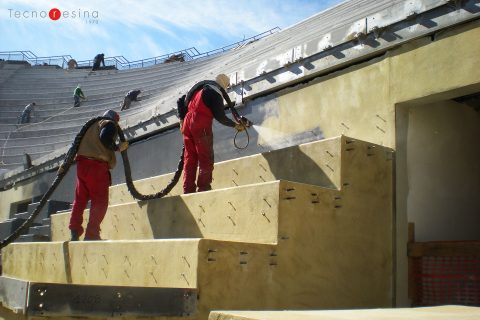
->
xmin=92 ymin=53 xmax=105 ymax=71
xmin=19 ymin=102 xmax=36 ymax=124
xmin=73 ymin=84 xmax=86 ymax=108
xmin=120 ymin=89 xmax=141 ymax=111
xmin=67 ymin=58 xmax=78 ymax=70
xmin=177 ymin=74 xmax=244 ymax=194
xmin=61 ymin=110 xmax=129 ymax=241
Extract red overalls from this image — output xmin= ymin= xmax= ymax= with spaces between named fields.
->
xmin=69 ymin=119 xmax=116 ymax=240
xmin=182 ymin=89 xmax=214 ymax=193
xmin=69 ymin=156 xmax=110 ymax=240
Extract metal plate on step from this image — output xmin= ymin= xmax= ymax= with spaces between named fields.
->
xmin=0 ymin=276 xmax=28 ymax=314
xmin=28 ymin=283 xmax=197 ymax=317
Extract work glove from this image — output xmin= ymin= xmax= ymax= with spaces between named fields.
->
xmin=234 ymin=123 xmax=245 ymax=132
xmin=179 ymin=120 xmax=184 ymax=134
xmin=57 ymin=164 xmax=65 ymax=175
xmin=118 ymin=141 xmax=129 ymax=152
xmin=177 ymin=95 xmax=187 ymax=119
xmin=177 ymin=95 xmax=186 ymax=109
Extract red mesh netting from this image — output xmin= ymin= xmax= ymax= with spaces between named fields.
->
xmin=412 ymin=256 xmax=480 ymax=306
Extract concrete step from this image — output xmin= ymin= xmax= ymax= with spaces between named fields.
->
xmin=27 ymin=225 xmax=50 ymax=237
xmin=108 ymin=136 xmax=348 ymax=205
xmin=0 ymin=132 xmax=76 ymax=147
xmin=9 ymin=200 xmax=71 ymax=225
xmin=53 ymin=180 xmax=291 ymax=242
xmin=0 ymin=103 xmax=169 ymax=162
xmin=46 ymin=174 xmax=394 ymax=311
xmin=27 ymin=200 xmax=71 ymax=218
xmin=0 ymin=218 xmax=28 ymax=241
xmin=0 ymin=162 xmax=22 ymax=171
xmin=209 ymin=306 xmax=480 ymax=320
xmin=0 ymin=93 xmax=154 ymax=117
xmin=0 ymin=65 xmax=212 ymax=104
xmin=16 ymin=234 xmax=50 ymax=243
xmin=4 ymin=195 xmax=394 ymax=317
xmin=0 ymin=56 xmax=214 ymax=91
xmin=2 ymin=238 xmax=205 ymax=288
xmin=0 ymin=125 xmax=79 ymax=140
xmin=11 ymin=212 xmax=29 ymax=220
xmin=1 ymin=139 xmax=72 ymax=155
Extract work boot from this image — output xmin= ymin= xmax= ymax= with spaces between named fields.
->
xmin=70 ymin=230 xmax=79 ymax=241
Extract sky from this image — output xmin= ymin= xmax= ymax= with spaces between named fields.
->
xmin=0 ymin=0 xmax=345 ymax=63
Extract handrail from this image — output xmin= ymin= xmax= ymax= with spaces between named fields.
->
xmin=194 ymin=27 xmax=281 ymax=59
xmin=0 ymin=51 xmax=73 ymax=68
xmin=0 ymin=27 xmax=280 ymax=70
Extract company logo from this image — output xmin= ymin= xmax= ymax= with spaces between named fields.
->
xmin=8 ymin=8 xmax=99 ymax=23
xmin=48 ymin=8 xmax=60 ymax=20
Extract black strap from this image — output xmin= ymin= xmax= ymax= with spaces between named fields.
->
xmin=184 ymin=80 xmax=242 ymax=123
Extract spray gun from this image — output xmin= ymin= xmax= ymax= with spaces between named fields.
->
xmin=239 ymin=116 xmax=253 ymax=128
xmin=224 ymin=93 xmax=252 ymax=149
xmin=232 ymin=114 xmax=253 ymax=149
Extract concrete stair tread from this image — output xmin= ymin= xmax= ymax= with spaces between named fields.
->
xmin=2 ymin=238 xmax=276 ymax=289
xmin=108 ymin=135 xmax=348 ymax=205
xmin=27 ymin=225 xmax=50 ymax=236
xmin=0 ymin=218 xmax=29 ymax=240
xmin=209 ymin=307 xmax=480 ymax=320
xmin=52 ymin=179 xmax=340 ymax=242
xmin=17 ymin=234 xmax=50 ymax=242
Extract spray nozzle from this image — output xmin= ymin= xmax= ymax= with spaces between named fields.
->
xmin=240 ymin=116 xmax=253 ymax=128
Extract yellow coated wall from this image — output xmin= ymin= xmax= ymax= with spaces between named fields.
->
xmin=257 ymin=20 xmax=480 ymax=151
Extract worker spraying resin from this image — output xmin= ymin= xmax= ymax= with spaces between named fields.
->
xmin=177 ymin=74 xmax=252 ymax=194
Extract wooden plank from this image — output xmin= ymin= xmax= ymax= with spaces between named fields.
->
xmin=408 ymin=222 xmax=415 ymax=302
xmin=408 ymin=241 xmax=480 ymax=257
xmin=209 ymin=306 xmax=480 ymax=320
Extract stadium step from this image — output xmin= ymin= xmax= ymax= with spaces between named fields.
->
xmin=16 ymin=234 xmax=49 ymax=243
xmin=1 ymin=136 xmax=394 ymax=318
xmin=11 ymin=200 xmax=69 ymax=225
xmin=26 ymin=225 xmax=50 ymax=237
xmin=5 ymin=200 xmax=70 ymax=243
xmin=108 ymin=135 xmax=348 ymax=205
xmin=0 ymin=218 xmax=29 ymax=241
xmin=52 ymin=180 xmax=312 ymax=242
xmin=209 ymin=306 xmax=480 ymax=320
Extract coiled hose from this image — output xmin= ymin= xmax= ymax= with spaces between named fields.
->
xmin=0 ymin=83 xmax=249 ymax=248
xmin=0 ymin=116 xmax=184 ymax=249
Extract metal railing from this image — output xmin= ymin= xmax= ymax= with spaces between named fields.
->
xmin=0 ymin=51 xmax=73 ymax=68
xmin=193 ymin=27 xmax=281 ymax=59
xmin=0 ymin=27 xmax=280 ymax=71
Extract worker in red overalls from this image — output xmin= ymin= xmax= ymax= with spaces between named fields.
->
xmin=64 ymin=110 xmax=128 ymax=241
xmin=180 ymin=74 xmax=244 ymax=194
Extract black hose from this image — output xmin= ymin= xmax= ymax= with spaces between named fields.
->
xmin=185 ymin=80 xmax=250 ymax=149
xmin=233 ymin=128 xmax=250 ymax=150
xmin=0 ymin=116 xmax=183 ymax=249
xmin=118 ymin=128 xmax=184 ymax=201
xmin=1 ymin=81 xmax=249 ymax=248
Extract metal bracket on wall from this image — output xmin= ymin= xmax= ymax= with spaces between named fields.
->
xmin=27 ymin=283 xmax=197 ymax=317
xmin=0 ymin=276 xmax=197 ymax=318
